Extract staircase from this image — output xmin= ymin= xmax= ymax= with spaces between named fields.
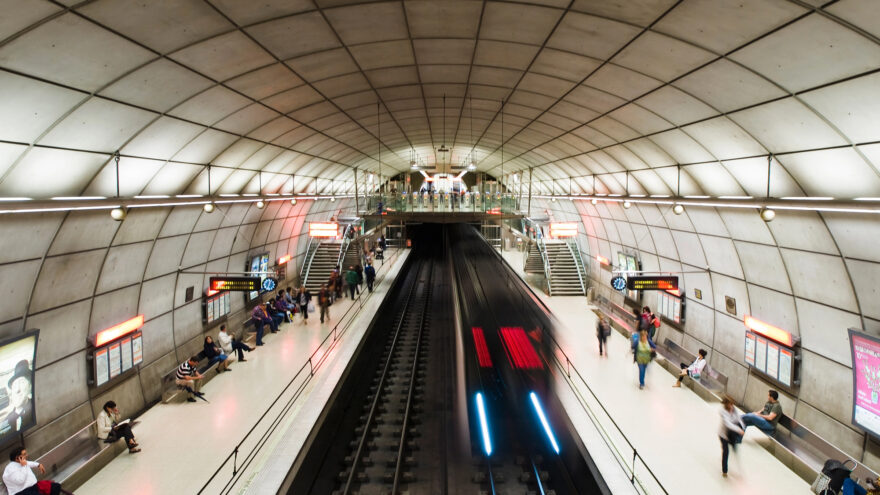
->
xmin=524 ymin=242 xmax=545 ymax=273
xmin=341 ymin=240 xmax=362 ymax=271
xmin=480 ymin=224 xmax=501 ymax=250
xmin=544 ymin=241 xmax=586 ymax=296
xmin=303 ymin=242 xmax=342 ymax=292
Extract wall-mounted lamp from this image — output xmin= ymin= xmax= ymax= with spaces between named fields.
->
xmin=110 ymin=207 xmax=126 ymax=221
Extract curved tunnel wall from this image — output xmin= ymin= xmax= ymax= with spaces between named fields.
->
xmin=533 ymin=197 xmax=880 ymax=469
xmin=0 ymin=197 xmax=354 ymax=457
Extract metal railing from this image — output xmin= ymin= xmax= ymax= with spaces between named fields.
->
xmin=197 ymin=247 xmax=404 ymax=495
xmin=566 ymin=239 xmax=588 ymax=296
xmin=336 ymin=224 xmax=354 ymax=271
xmin=536 ymin=233 xmax=553 ymax=295
xmin=483 ymin=235 xmax=669 ymax=495
xmin=299 ymin=236 xmax=320 ymax=281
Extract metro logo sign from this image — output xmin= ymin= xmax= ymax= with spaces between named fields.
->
xmin=309 ymin=222 xmax=338 ymax=238
xmin=549 ymin=222 xmax=577 ymax=238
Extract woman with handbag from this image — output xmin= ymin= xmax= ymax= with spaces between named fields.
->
xmin=634 ymin=330 xmax=656 ymax=390
xmin=719 ymin=395 xmax=744 ymax=477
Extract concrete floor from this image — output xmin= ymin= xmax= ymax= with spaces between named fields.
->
xmin=77 ymin=249 xmax=410 ymax=495
xmin=500 ymin=248 xmax=810 ymax=494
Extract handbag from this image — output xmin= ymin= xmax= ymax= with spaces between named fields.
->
xmin=814 ymin=459 xmax=856 ymax=494
xmin=308 ymin=302 xmax=315 ymax=313
xmin=811 ymin=471 xmax=832 ymax=495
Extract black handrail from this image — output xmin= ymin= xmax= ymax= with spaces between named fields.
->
xmin=481 ymin=229 xmax=668 ymax=494
xmin=197 ymin=247 xmax=403 ymax=494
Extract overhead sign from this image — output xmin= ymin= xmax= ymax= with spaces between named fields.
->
xmin=549 ymin=222 xmax=578 ymax=238
xmin=626 ymin=276 xmax=678 ymax=291
xmin=309 ymin=222 xmax=338 ymax=238
xmin=210 ymin=276 xmax=261 ymax=292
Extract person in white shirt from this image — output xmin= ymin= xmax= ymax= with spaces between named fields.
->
xmin=673 ymin=349 xmax=707 ymax=388
xmin=2 ymin=446 xmax=72 ymax=495
xmin=218 ymin=325 xmax=253 ymax=362
xmin=719 ymin=395 xmax=745 ymax=477
xmin=97 ymin=401 xmax=140 ymax=454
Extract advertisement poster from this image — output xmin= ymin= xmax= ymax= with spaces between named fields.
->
xmin=744 ymin=333 xmax=756 ymax=367
xmin=207 ymin=299 xmax=215 ymax=323
xmin=95 ymin=347 xmax=109 ymax=387
xmin=0 ymin=332 xmax=39 ymax=442
xmin=131 ymin=333 xmax=143 ymax=365
xmin=108 ymin=343 xmax=122 ymax=379
xmin=120 ymin=338 xmax=133 ymax=373
xmin=766 ymin=343 xmax=779 ymax=381
xmin=755 ymin=337 xmax=767 ymax=373
xmin=779 ymin=348 xmax=792 ymax=387
xmin=851 ymin=330 xmax=880 ymax=437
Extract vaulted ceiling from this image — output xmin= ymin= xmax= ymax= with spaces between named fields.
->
xmin=1 ymin=0 xmax=879 ymax=199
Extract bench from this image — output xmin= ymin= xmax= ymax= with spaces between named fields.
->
xmin=0 ymin=420 xmax=129 ymax=494
xmin=656 ymin=338 xmax=729 ymax=397
xmin=161 ymin=351 xmax=223 ymax=403
xmin=755 ymin=414 xmax=880 ymax=486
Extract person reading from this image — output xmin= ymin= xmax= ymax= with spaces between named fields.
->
xmin=97 ymin=400 xmax=140 ymax=453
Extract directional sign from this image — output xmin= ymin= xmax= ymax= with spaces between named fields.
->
xmin=210 ymin=276 xmax=261 ymax=292
xmin=626 ymin=276 xmax=678 ymax=291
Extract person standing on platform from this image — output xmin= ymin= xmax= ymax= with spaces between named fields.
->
xmin=296 ymin=286 xmax=311 ymax=322
xmin=719 ymin=395 xmax=744 ymax=477
xmin=364 ymin=263 xmax=376 ymax=293
xmin=741 ymin=390 xmax=782 ymax=434
xmin=218 ymin=325 xmax=253 ymax=362
xmin=634 ymin=330 xmax=656 ymax=390
xmin=318 ymin=284 xmax=331 ymax=324
xmin=596 ymin=316 xmax=611 ymax=357
xmin=345 ymin=266 xmax=359 ymax=299
xmin=355 ymin=264 xmax=363 ymax=294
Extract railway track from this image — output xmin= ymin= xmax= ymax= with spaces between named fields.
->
xmin=335 ymin=257 xmax=435 ymax=495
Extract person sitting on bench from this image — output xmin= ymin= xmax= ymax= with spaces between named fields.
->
xmin=97 ymin=400 xmax=140 ymax=453
xmin=3 ymin=446 xmax=73 ymax=495
xmin=218 ymin=325 xmax=253 ymax=362
xmin=673 ymin=349 xmax=707 ymax=388
xmin=742 ymin=389 xmax=782 ymax=434
xmin=203 ymin=336 xmax=230 ymax=373
xmin=176 ymin=356 xmax=206 ymax=403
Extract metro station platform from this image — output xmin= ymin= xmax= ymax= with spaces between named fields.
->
xmin=500 ymin=249 xmax=810 ymax=494
xmin=76 ymin=249 xmax=410 ymax=495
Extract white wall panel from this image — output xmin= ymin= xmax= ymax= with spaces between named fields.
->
xmin=698 ymin=235 xmax=743 ymax=278
xmin=30 ymin=250 xmax=105 ymax=314
xmin=670 ymin=231 xmax=706 ymax=268
xmin=734 ymin=241 xmax=791 ymax=293
xmin=746 ymin=284 xmax=798 ymax=335
xmin=780 ymin=249 xmax=858 ymax=313
xmin=96 ymin=241 xmax=153 ymax=293
xmin=717 ymin=209 xmax=774 ymax=244
xmin=766 ymin=210 xmax=838 ymax=254
xmin=33 ymin=352 xmax=88 ymax=427
xmin=0 ymin=214 xmax=62 ymax=264
xmin=824 ymin=213 xmax=880 ymax=263
xmin=180 ymin=231 xmax=214 ymax=268
xmin=710 ymin=273 xmax=750 ymax=320
xmin=158 ymin=206 xmax=203 ymax=238
xmin=143 ymin=236 xmax=187 ymax=279
xmin=30 ymin=300 xmax=90 ymax=366
xmin=138 ymin=274 xmax=175 ymax=321
xmin=845 ymin=259 xmax=880 ymax=321
xmin=88 ymin=285 xmax=140 ymax=337
xmin=0 ymin=260 xmax=39 ymax=322
xmin=796 ymin=298 xmax=860 ymax=368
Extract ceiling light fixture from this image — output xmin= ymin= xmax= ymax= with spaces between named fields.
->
xmin=110 ymin=207 xmax=126 ymax=221
xmin=437 ymin=94 xmax=450 ymax=156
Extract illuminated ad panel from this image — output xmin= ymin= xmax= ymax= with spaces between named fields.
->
xmin=309 ymin=222 xmax=338 ymax=238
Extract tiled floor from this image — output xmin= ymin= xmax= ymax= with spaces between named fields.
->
xmin=77 ymin=250 xmax=410 ymax=495
xmin=500 ymin=248 xmax=810 ymax=494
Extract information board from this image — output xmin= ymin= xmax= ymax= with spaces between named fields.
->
xmin=108 ymin=343 xmax=121 ymax=379
xmin=766 ymin=342 xmax=779 ymax=381
xmin=120 ymin=338 xmax=133 ymax=373
xmin=755 ymin=337 xmax=767 ymax=373
xmin=626 ymin=276 xmax=679 ymax=291
xmin=95 ymin=347 xmax=109 ymax=387
xmin=778 ymin=348 xmax=792 ymax=387
xmin=205 ymin=291 xmax=232 ymax=325
xmin=131 ymin=332 xmax=143 ymax=365
xmin=657 ymin=290 xmax=684 ymax=325
xmin=745 ymin=333 xmax=756 ymax=367
xmin=210 ymin=276 xmax=260 ymax=292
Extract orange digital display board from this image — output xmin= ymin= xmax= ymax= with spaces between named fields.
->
xmin=209 ymin=276 xmax=260 ymax=292
xmin=549 ymin=222 xmax=578 ymax=238
xmin=309 ymin=222 xmax=338 ymax=238
xmin=626 ymin=276 xmax=679 ymax=291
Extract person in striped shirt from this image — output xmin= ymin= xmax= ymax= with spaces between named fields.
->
xmin=175 ymin=356 xmax=205 ymax=402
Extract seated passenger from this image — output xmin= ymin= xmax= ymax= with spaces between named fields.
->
xmin=176 ymin=356 xmax=206 ymax=402
xmin=251 ymin=304 xmax=277 ymax=343
xmin=218 ymin=325 xmax=253 ymax=362
xmin=203 ymin=336 xmax=230 ymax=373
xmin=264 ymin=302 xmax=285 ymax=328
xmin=673 ymin=349 xmax=707 ymax=388
xmin=97 ymin=400 xmax=140 ymax=453
xmin=274 ymin=296 xmax=293 ymax=322
xmin=3 ymin=446 xmax=73 ymax=495
xmin=741 ymin=389 xmax=782 ymax=434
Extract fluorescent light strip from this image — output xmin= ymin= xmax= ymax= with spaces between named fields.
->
xmin=650 ymin=194 xmax=670 ymax=198
xmin=629 ymin=194 xmax=646 ymax=198
xmin=684 ymin=195 xmax=710 ymax=199
xmin=242 ymin=193 xmax=258 ymax=197
xmin=608 ymin=194 xmax=622 ymax=197
xmin=134 ymin=195 xmax=169 ymax=199
xmin=0 ymin=197 xmax=32 ymax=201
xmin=718 ymin=195 xmax=753 ymax=200
xmin=530 ymin=392 xmax=560 ymax=454
xmin=0 ymin=205 xmax=120 ymax=214
xmin=779 ymin=196 xmax=833 ymax=201
xmin=175 ymin=194 xmax=203 ymax=198
xmin=51 ymin=196 xmax=106 ymax=200
xmin=219 ymin=194 xmax=239 ymax=197
xmin=476 ymin=393 xmax=492 ymax=456
xmin=855 ymin=197 xmax=880 ymax=201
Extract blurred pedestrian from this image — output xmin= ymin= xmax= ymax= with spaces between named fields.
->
xmin=633 ymin=330 xmax=656 ymax=390
xmin=596 ymin=316 xmax=611 ymax=357
xmin=719 ymin=395 xmax=744 ymax=477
